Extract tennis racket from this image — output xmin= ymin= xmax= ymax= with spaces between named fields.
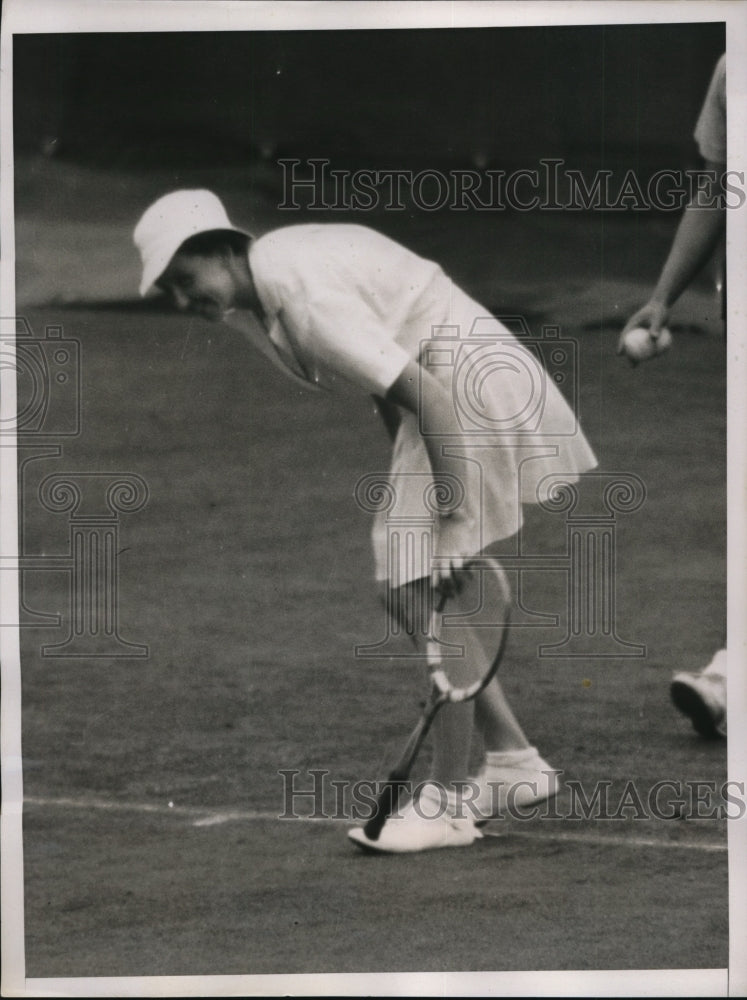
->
xmin=363 ymin=557 xmax=511 ymax=841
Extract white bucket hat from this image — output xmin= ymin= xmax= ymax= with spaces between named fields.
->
xmin=133 ymin=189 xmax=250 ymax=296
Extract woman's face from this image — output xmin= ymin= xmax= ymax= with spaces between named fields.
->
xmin=157 ymin=250 xmax=243 ymax=321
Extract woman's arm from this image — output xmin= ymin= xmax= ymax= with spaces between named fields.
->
xmin=386 ymin=359 xmax=468 ymax=491
xmin=649 ymin=179 xmax=725 ymax=310
xmin=386 ymin=359 xmax=477 ymax=594
xmin=620 ymin=159 xmax=726 ymax=341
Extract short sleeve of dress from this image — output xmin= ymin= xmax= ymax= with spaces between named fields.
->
xmin=250 ymin=229 xmax=413 ymax=396
xmin=694 ymin=54 xmax=726 ymax=163
xmin=278 ymin=288 xmax=412 ymax=396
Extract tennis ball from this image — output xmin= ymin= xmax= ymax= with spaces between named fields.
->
xmin=622 ymin=326 xmax=672 ymax=363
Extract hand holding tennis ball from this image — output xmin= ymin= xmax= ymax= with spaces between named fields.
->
xmin=619 ymin=326 xmax=673 ymax=365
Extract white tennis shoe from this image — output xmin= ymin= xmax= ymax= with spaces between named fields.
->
xmin=470 ymin=746 xmax=560 ymax=822
xmin=348 ymin=785 xmax=483 ymax=854
xmin=670 ymin=670 xmax=726 ymax=739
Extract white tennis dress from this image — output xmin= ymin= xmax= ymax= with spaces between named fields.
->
xmin=231 ymin=224 xmax=597 ymax=587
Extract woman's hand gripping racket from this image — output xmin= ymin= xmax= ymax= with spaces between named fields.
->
xmin=362 ymin=558 xmax=511 ymax=841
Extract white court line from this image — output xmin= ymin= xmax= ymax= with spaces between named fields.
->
xmin=23 ymin=795 xmax=289 ymax=824
xmin=482 ymin=828 xmax=727 ymax=853
xmin=22 ymin=795 xmax=728 ymax=852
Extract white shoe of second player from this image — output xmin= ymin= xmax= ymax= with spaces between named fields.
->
xmin=670 ymin=670 xmax=727 ymax=739
xmin=469 ymin=746 xmax=561 ymax=823
xmin=348 ymin=785 xmax=484 ymax=854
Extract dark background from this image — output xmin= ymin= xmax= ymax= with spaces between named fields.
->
xmin=15 ymin=23 xmax=725 ymax=170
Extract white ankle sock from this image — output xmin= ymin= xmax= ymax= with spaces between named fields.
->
xmin=420 ymin=782 xmax=466 ymax=819
xmin=484 ymin=746 xmax=540 ymax=768
xmin=703 ymin=649 xmax=727 ymax=680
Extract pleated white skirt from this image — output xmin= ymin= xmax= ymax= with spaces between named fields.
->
xmin=369 ymin=287 xmax=597 ymax=586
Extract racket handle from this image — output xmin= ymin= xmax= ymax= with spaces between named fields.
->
xmin=363 ymin=778 xmax=408 ymax=840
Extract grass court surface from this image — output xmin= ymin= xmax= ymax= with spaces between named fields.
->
xmin=16 ymin=203 xmax=727 ymax=982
